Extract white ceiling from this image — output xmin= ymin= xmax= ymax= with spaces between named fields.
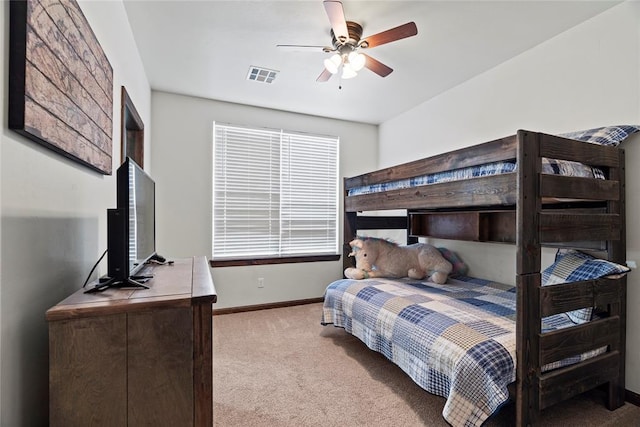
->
xmin=122 ymin=1 xmax=621 ymax=125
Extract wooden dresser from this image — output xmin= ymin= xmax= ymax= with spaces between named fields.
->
xmin=47 ymin=256 xmax=216 ymax=426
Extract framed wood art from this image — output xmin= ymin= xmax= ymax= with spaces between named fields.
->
xmin=8 ymin=0 xmax=114 ymax=175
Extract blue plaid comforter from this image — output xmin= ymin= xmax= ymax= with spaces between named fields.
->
xmin=321 ymin=276 xmax=603 ymax=426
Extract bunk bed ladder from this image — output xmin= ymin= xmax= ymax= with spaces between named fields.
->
xmin=516 ymin=131 xmax=627 ymax=425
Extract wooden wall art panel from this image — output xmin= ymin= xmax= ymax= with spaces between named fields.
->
xmin=9 ymin=0 xmax=114 ymax=175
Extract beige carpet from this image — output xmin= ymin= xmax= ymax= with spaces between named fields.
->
xmin=213 ymin=303 xmax=640 ymax=426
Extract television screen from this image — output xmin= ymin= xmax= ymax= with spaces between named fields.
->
xmin=122 ymin=158 xmax=156 ymax=277
xmin=86 ymin=158 xmax=157 ymax=293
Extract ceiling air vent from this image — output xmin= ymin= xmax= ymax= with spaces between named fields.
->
xmin=247 ymin=66 xmax=278 ymax=84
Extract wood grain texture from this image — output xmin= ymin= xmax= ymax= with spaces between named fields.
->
xmin=49 ymin=315 xmax=127 ymax=427
xmin=344 ymin=135 xmax=517 ymax=188
xmin=192 ymin=255 xmax=217 ymax=302
xmin=9 ymin=0 xmax=113 ymax=174
xmin=45 ymin=259 xmax=195 ymax=321
xmin=193 ymin=301 xmax=213 ymax=425
xmin=540 ymin=175 xmax=619 ymax=201
xmin=346 ymin=174 xmax=518 ymax=212
xmin=128 ymin=307 xmax=194 ymax=426
xmin=606 ymin=147 xmax=627 ymax=409
xmin=539 ymin=352 xmax=620 ymax=409
xmin=539 ymin=133 xmax=621 ymax=168
xmin=539 ymin=212 xmax=620 ymax=242
xmin=539 ymin=317 xmax=620 ymax=365
xmin=539 ymin=277 xmax=623 ymax=318
xmin=48 ymin=257 xmax=216 ymax=426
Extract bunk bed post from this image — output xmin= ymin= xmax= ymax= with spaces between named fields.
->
xmin=343 ymin=211 xmax=357 ymax=272
xmin=606 ymin=148 xmax=627 ymax=410
xmin=407 ymin=210 xmax=418 ymax=244
xmin=515 ymin=130 xmax=542 ymax=426
xmin=344 ymin=178 xmax=357 ymax=273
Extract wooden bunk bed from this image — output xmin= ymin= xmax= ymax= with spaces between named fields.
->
xmin=333 ymin=130 xmax=629 ymax=426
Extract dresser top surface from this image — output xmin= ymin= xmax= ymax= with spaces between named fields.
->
xmin=46 ymin=256 xmax=216 ymax=321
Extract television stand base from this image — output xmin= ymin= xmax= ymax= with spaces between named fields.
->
xmin=84 ymin=275 xmax=153 ymax=294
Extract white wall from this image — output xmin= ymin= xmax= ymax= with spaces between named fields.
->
xmin=0 ymin=1 xmax=151 ymax=424
xmin=379 ymin=1 xmax=640 ymax=393
xmin=150 ymin=91 xmax=378 ymax=309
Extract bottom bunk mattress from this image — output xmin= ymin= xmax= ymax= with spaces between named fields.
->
xmin=321 ymin=276 xmax=604 ymax=427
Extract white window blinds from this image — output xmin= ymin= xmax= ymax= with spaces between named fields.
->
xmin=213 ymin=123 xmax=339 ymax=259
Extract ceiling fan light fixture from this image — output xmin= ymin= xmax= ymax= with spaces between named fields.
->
xmin=324 ymin=54 xmax=342 ymax=74
xmin=341 ymin=63 xmax=357 ymax=79
xmin=348 ymin=51 xmax=366 ymax=71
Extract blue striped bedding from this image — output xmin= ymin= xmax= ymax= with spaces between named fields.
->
xmin=347 ymin=125 xmax=640 ymax=197
xmin=347 ymin=159 xmax=596 ymax=197
xmin=321 ymin=275 xmax=605 ymax=426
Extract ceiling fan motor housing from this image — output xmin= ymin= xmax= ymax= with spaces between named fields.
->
xmin=331 ymin=21 xmax=365 ymax=49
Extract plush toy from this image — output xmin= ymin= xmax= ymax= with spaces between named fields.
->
xmin=344 ymin=237 xmax=453 ymax=284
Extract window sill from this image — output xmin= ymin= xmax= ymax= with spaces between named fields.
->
xmin=210 ymin=254 xmax=340 ymax=268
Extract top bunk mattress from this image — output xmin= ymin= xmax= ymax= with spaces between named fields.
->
xmin=347 ymin=159 xmax=596 ymax=196
xmin=347 ymin=126 xmax=639 ymax=197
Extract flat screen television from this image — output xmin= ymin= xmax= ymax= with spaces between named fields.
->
xmin=85 ymin=157 xmax=160 ymax=293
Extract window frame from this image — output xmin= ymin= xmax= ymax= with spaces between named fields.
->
xmin=209 ymin=253 xmax=339 ymax=268
xmin=211 ymin=122 xmax=340 ymax=266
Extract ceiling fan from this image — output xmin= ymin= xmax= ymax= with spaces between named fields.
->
xmin=277 ymin=0 xmax=418 ymax=82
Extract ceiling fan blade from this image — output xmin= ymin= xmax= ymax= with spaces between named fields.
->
xmin=323 ymin=1 xmax=348 ymax=43
xmin=362 ymin=53 xmax=393 ymax=77
xmin=361 ymin=22 xmax=418 ymax=48
xmin=317 ymin=68 xmax=333 ymax=82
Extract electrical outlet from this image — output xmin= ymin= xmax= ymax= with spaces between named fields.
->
xmin=258 ymin=277 xmax=265 ymax=288
xmin=627 ymin=260 xmax=637 ymax=269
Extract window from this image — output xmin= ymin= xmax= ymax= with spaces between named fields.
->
xmin=212 ymin=123 xmax=339 ymax=263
